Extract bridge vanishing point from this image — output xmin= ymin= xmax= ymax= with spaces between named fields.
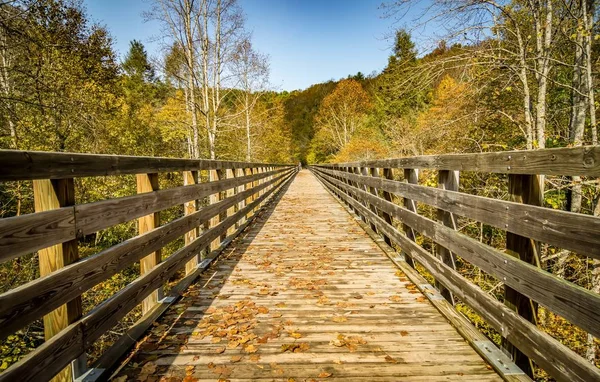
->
xmin=0 ymin=147 xmax=599 ymax=382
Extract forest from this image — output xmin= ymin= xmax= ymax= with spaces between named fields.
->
xmin=0 ymin=0 xmax=599 ymax=380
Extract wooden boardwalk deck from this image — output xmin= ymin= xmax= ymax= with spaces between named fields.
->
xmin=112 ymin=170 xmax=501 ymax=381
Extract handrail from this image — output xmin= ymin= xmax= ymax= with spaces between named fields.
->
xmin=316 ymin=145 xmax=600 ymax=176
xmin=310 ymin=146 xmax=600 ymax=382
xmin=0 ymin=150 xmax=297 ymax=381
xmin=0 ymin=149 xmax=290 ymax=181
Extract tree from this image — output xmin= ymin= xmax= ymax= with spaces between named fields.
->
xmin=122 ymin=40 xmax=155 ymax=82
xmin=314 ymin=79 xmax=371 ymax=151
xmin=231 ymin=38 xmax=269 ymax=160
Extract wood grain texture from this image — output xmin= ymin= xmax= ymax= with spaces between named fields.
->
xmin=316 ymin=146 xmax=600 ymax=176
xmin=111 ymin=170 xmax=500 ymax=382
xmin=314 ymin=170 xmax=600 ymax=382
xmin=137 ymin=173 xmax=162 ymax=315
xmin=33 ymin=178 xmax=80 ymax=382
xmin=0 ymin=170 xmax=296 ymax=382
xmin=0 ymin=170 xmax=295 ymax=340
xmin=402 ymin=168 xmax=418 ymax=268
xmin=0 ymin=149 xmax=291 ymax=181
xmin=436 ymin=170 xmax=458 ymax=304
xmin=502 ymin=174 xmax=542 ymax=377
xmin=184 ymin=170 xmax=200 ymax=275
xmin=0 ymin=167 xmax=289 ymax=263
xmin=322 ymin=182 xmax=530 ymax=382
xmin=316 ymin=166 xmax=600 ymax=258
xmin=313 ymin=168 xmax=600 ymax=339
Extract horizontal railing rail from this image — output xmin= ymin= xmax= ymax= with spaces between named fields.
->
xmin=311 ymin=146 xmax=600 ymax=382
xmin=0 ymin=150 xmax=297 ymax=382
xmin=0 ymin=150 xmax=290 ymax=181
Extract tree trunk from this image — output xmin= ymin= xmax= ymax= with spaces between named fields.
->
xmin=583 ymin=0 xmax=597 ymax=145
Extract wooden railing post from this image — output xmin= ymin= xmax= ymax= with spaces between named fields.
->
xmin=33 ymin=178 xmax=83 ymax=382
xmin=209 ymin=169 xmax=223 ymax=250
xmin=226 ymin=168 xmax=236 ymax=236
xmin=502 ymin=174 xmax=542 ymax=377
xmin=403 ymin=169 xmax=418 ymax=268
xmin=235 ymin=167 xmax=245 ymax=228
xmin=380 ymin=168 xmax=395 ymax=246
xmin=136 ymin=173 xmax=162 ymax=315
xmin=435 ymin=170 xmax=459 ymax=304
xmin=363 ymin=167 xmax=379 ymax=232
xmin=184 ymin=170 xmax=199 ymax=275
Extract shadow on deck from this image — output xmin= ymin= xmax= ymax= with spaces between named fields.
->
xmin=111 ymin=171 xmax=502 ymax=381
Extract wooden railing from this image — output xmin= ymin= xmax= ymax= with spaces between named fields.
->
xmin=0 ymin=150 xmax=297 ymax=382
xmin=311 ymin=146 xmax=600 ymax=382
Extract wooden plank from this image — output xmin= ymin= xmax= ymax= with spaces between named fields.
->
xmin=0 ymin=171 xmax=295 ymax=382
xmin=315 ymin=171 xmax=600 ymax=382
xmin=0 ymin=170 xmax=295 ymax=339
xmin=315 ymin=166 xmax=600 ymax=259
xmin=316 ymin=146 xmax=600 ymax=176
xmin=319 ymin=183 xmax=529 ymax=381
xmin=184 ymin=170 xmax=200 ymax=275
xmin=33 ymin=178 xmax=81 ymax=382
xmin=0 ymin=149 xmax=291 ymax=181
xmin=137 ymin=173 xmax=162 ymax=315
xmin=502 ymin=174 xmax=542 ymax=377
xmin=313 ymin=169 xmax=600 ymax=339
xmin=0 ymin=167 xmax=288 ymax=263
xmin=436 ymin=170 xmax=458 ymax=304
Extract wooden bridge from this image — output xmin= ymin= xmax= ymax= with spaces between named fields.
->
xmin=0 ymin=147 xmax=599 ymax=382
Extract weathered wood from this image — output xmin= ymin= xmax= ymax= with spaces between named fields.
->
xmin=314 ymin=171 xmax=600 ymax=382
xmin=435 ymin=170 xmax=458 ymax=304
xmin=33 ymin=178 xmax=81 ymax=382
xmin=324 ymin=186 xmax=530 ymax=381
xmin=137 ymin=173 xmax=162 ymax=315
xmin=316 ymin=146 xmax=600 ymax=176
xmin=226 ymin=168 xmax=236 ymax=236
xmin=111 ymin=169 xmax=501 ymax=382
xmin=0 ymin=171 xmax=295 ymax=382
xmin=0 ymin=170 xmax=295 ymax=339
xmin=403 ymin=169 xmax=418 ymax=268
xmin=184 ymin=171 xmax=200 ymax=275
xmin=209 ymin=169 xmax=222 ymax=251
xmin=313 ymin=169 xmax=600 ymax=339
xmin=91 ymin=203 xmax=271 ymax=381
xmin=315 ymin=166 xmax=600 ymax=259
xmin=380 ymin=168 xmax=394 ymax=246
xmin=362 ymin=167 xmax=378 ymax=232
xmin=502 ymin=174 xmax=542 ymax=377
xmin=0 ymin=149 xmax=289 ymax=181
xmin=0 ymin=167 xmax=289 ymax=263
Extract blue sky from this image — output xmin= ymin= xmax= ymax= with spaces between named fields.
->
xmin=83 ymin=0 xmax=435 ymax=91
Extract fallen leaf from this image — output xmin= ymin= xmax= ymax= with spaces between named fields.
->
xmin=318 ymin=372 xmax=333 ymax=378
xmin=385 ymin=355 xmax=398 ymax=363
xmin=215 ymin=346 xmax=226 ymax=354
xmin=289 ymin=332 xmax=303 ymax=339
xmin=332 ymin=316 xmax=347 ymax=323
xmin=140 ymin=361 xmax=156 ymax=375
xmin=400 ymin=330 xmax=409 ymax=336
xmin=245 ymin=344 xmax=258 ymax=353
xmin=230 ymin=355 xmax=242 ymax=363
